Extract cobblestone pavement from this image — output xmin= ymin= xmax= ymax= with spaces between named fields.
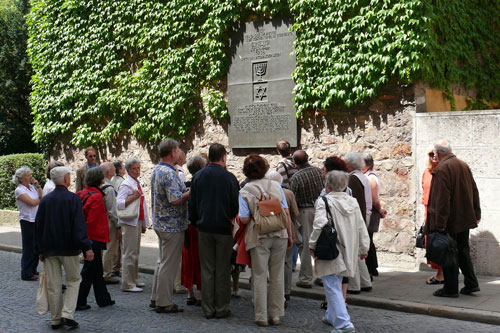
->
xmin=1 ymin=251 xmax=498 ymax=333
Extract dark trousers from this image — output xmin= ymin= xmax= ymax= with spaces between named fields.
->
xmin=365 ymin=231 xmax=378 ymax=276
xmin=198 ymin=231 xmax=233 ymax=317
xmin=20 ymin=220 xmax=39 ymax=279
xmin=77 ymin=244 xmax=112 ymax=306
xmin=443 ymin=230 xmax=479 ymax=294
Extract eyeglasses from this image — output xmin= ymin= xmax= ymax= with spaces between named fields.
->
xmin=428 ymin=152 xmax=435 ymax=158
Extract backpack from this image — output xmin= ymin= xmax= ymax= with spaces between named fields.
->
xmin=246 ymin=181 xmax=288 ymax=235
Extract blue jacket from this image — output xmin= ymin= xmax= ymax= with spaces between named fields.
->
xmin=35 ymin=185 xmax=92 ymax=257
xmin=189 ymin=164 xmax=239 ymax=235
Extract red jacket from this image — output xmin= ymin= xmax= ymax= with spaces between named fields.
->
xmin=78 ymin=186 xmax=110 ymax=243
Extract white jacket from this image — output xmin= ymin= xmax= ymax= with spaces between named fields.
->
xmin=309 ymin=191 xmax=369 ymax=278
xmin=116 ymin=176 xmax=150 ymax=228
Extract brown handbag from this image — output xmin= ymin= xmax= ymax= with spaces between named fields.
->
xmin=246 ymin=181 xmax=288 ymax=235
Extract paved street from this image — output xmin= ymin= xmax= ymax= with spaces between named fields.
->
xmin=0 ymin=251 xmax=498 ymax=333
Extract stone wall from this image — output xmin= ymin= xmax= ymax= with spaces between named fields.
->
xmin=53 ymin=84 xmax=418 ymax=268
xmin=415 ymin=110 xmax=500 ymax=276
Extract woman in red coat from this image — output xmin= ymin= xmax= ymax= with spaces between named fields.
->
xmin=76 ymin=167 xmax=115 ymax=310
xmin=422 ymin=146 xmax=443 ymax=284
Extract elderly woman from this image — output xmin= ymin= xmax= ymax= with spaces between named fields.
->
xmin=181 ymin=155 xmax=207 ymax=305
xmin=116 ymin=158 xmax=150 ymax=292
xmin=239 ymin=155 xmax=293 ymax=327
xmin=422 ymin=145 xmax=443 ymax=284
xmin=76 ymin=167 xmax=114 ymax=310
xmin=309 ymin=171 xmax=370 ymax=333
xmin=13 ymin=166 xmax=42 ymax=281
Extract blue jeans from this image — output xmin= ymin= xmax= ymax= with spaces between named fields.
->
xmin=323 ymin=274 xmax=352 ymax=329
xmin=20 ymin=220 xmax=39 ymax=279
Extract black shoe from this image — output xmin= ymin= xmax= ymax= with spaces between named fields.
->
xmin=284 ymin=294 xmax=291 ymax=301
xmin=460 ymin=286 xmax=480 ymax=295
xmin=61 ymin=318 xmax=79 ymax=328
xmin=433 ymin=288 xmax=459 ymax=298
xmin=361 ymin=287 xmax=372 ymax=292
xmin=62 ymin=284 xmax=67 ymax=290
xmin=215 ymin=309 xmax=231 ymax=319
xmin=76 ymin=304 xmax=91 ymax=311
xmin=99 ymin=300 xmax=115 ymax=307
xmin=149 ymin=300 xmax=156 ymax=308
xmin=314 ymin=278 xmax=324 ymax=287
xmin=346 ymin=289 xmax=361 ymax=295
xmin=51 ymin=323 xmax=62 ymax=330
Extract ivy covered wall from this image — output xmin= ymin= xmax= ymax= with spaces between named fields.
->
xmin=27 ymin=0 xmax=499 ymax=148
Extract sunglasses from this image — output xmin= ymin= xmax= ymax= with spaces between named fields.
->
xmin=428 ymin=152 xmax=435 ymax=158
xmin=88 ymin=155 xmax=96 ymax=158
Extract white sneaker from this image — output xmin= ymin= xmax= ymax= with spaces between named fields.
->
xmin=122 ymin=286 xmax=143 ymax=292
xmin=331 ymin=324 xmax=355 ymax=333
xmin=322 ymin=316 xmax=333 ymax=326
xmin=136 ymin=281 xmax=145 ymax=288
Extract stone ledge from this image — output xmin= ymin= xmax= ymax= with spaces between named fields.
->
xmin=0 ymin=210 xmax=19 ymax=227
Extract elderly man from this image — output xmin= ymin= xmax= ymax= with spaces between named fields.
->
xmin=344 ymin=152 xmax=372 ymax=294
xmin=35 ymin=166 xmax=94 ymax=330
xmin=189 ymin=143 xmax=239 ymax=319
xmin=76 ymin=147 xmax=99 ymax=192
xmin=275 ymin=140 xmax=298 ymax=189
xmin=100 ymin=162 xmax=121 ymax=284
xmin=150 ymin=139 xmax=190 ymax=313
xmin=289 ymin=150 xmax=324 ymax=289
xmin=426 ymin=140 xmax=481 ymax=298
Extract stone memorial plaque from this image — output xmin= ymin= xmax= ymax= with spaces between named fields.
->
xmin=228 ymin=18 xmax=297 ymax=148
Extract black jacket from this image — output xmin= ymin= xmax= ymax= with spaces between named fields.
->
xmin=188 ymin=164 xmax=239 ymax=235
xmin=35 ymin=185 xmax=92 ymax=257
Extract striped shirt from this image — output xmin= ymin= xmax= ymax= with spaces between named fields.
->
xmin=289 ymin=164 xmax=324 ymax=208
xmin=276 ymin=157 xmax=298 ymax=189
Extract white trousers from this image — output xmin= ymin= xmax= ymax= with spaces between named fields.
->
xmin=323 ymin=274 xmax=352 ymax=330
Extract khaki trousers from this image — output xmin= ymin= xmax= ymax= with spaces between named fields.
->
xmin=198 ymin=231 xmax=233 ymax=317
xmin=250 ymin=237 xmax=287 ymax=322
xmin=348 ymin=258 xmax=372 ymax=291
xmin=284 ymin=245 xmax=294 ymax=295
xmin=103 ymin=224 xmax=120 ymax=279
xmin=151 ymin=230 xmax=184 ymax=307
xmin=297 ymin=207 xmax=315 ymax=284
xmin=45 ymin=256 xmax=81 ymax=325
xmin=121 ymin=222 xmax=142 ymax=290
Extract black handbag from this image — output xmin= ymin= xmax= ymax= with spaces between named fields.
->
xmin=314 ymin=196 xmax=340 ymax=261
xmin=425 ymin=231 xmax=458 ymax=268
xmin=415 ymin=224 xmax=425 ymax=249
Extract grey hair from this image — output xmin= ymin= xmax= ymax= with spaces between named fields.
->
xmin=125 ymin=157 xmax=141 ymax=171
xmin=46 ymin=160 xmax=64 ymax=179
xmin=266 ymin=170 xmax=283 ymax=184
xmin=51 ymin=166 xmax=72 ymax=185
xmin=12 ymin=166 xmax=31 ymax=185
xmin=344 ymin=152 xmax=364 ymax=171
xmin=363 ymin=153 xmax=374 ymax=170
xmin=85 ymin=167 xmax=104 ymax=188
xmin=159 ymin=138 xmax=179 ymax=158
xmin=325 ymin=170 xmax=350 ymax=192
xmin=186 ymin=155 xmax=206 ymax=175
xmin=434 ymin=140 xmax=452 ymax=154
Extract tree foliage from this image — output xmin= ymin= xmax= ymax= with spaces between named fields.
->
xmin=27 ymin=0 xmax=500 ymax=148
xmin=0 ymin=0 xmax=37 ymax=155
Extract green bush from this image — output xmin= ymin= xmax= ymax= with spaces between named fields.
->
xmin=0 ymin=153 xmax=45 ymax=210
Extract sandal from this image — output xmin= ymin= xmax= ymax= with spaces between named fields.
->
xmin=320 ymin=301 xmax=328 ymax=309
xmin=426 ymin=276 xmax=444 ymax=285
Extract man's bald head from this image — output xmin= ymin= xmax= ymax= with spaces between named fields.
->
xmin=101 ymin=162 xmax=115 ymax=180
xmin=293 ymin=150 xmax=308 ymax=167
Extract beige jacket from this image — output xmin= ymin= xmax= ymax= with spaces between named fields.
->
xmin=309 ymin=191 xmax=369 ymax=278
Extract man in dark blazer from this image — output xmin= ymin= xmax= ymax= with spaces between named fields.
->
xmin=426 ymin=140 xmax=481 ymax=298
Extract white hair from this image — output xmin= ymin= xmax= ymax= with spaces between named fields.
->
xmin=325 ymin=170 xmax=350 ymax=192
xmin=12 ymin=167 xmax=31 ymax=185
xmin=434 ymin=140 xmax=452 ymax=154
xmin=344 ymin=152 xmax=364 ymax=171
xmin=266 ymin=170 xmax=283 ymax=184
xmin=51 ymin=166 xmax=72 ymax=185
xmin=125 ymin=157 xmax=141 ymax=171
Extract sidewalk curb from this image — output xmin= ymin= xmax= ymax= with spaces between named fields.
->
xmin=1 ymin=244 xmax=499 ymax=326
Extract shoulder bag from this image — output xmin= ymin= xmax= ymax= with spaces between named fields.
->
xmin=415 ymin=223 xmax=425 ymax=249
xmin=246 ymin=181 xmax=288 ymax=235
xmin=117 ymin=184 xmax=140 ymax=220
xmin=314 ymin=196 xmax=340 ymax=261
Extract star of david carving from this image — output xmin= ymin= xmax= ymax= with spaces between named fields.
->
xmin=255 ymin=85 xmax=267 ymax=101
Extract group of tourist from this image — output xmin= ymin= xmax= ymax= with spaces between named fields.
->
xmin=11 ymin=137 xmax=481 ymax=332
